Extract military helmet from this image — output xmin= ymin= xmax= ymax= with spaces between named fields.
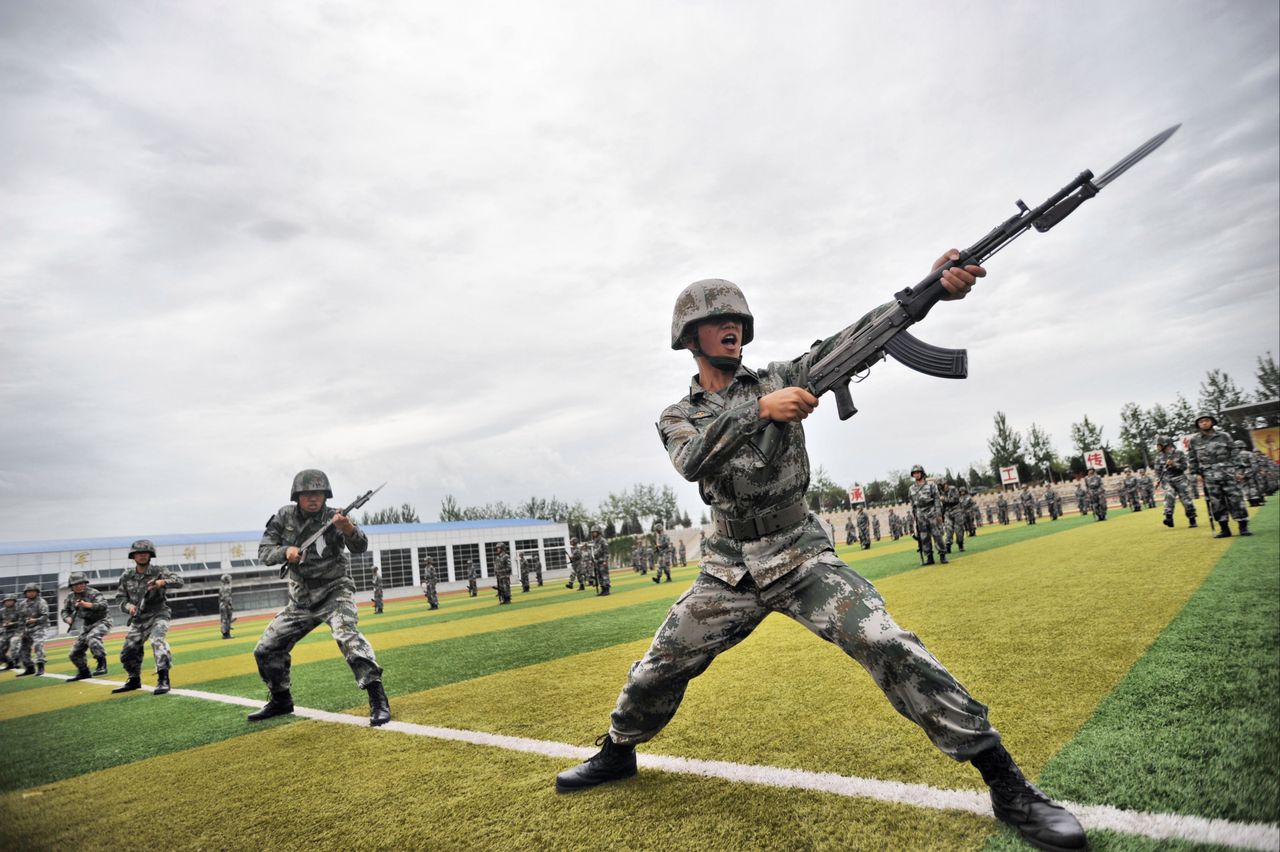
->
xmin=653 ymin=521 xmax=664 ymax=531
xmin=1155 ymin=434 xmax=1172 ymax=447
xmin=23 ymin=582 xmax=40 ymax=593
xmin=910 ymin=464 xmax=925 ymax=476
xmin=67 ymin=572 xmax=88 ymax=587
xmin=291 ymin=469 xmax=333 ymax=500
xmin=670 ymin=279 xmax=754 ymax=350
xmin=591 ymin=525 xmax=603 ymax=535
xmin=1194 ymin=411 xmax=1217 ymax=427
xmin=496 ymin=542 xmax=507 ymax=552
xmin=569 ymin=537 xmax=578 ymax=545
xmin=221 ymin=573 xmax=232 ymax=582
xmin=2 ymin=592 xmax=15 ymax=603
xmin=128 ymin=539 xmax=157 ymax=558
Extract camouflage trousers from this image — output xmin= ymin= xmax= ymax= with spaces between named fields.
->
xmin=19 ymin=627 xmax=47 ymax=667
xmin=520 ymin=569 xmax=531 ymax=593
xmin=943 ymin=509 xmax=966 ymax=550
xmin=1088 ymin=491 xmax=1107 ymax=520
xmin=495 ymin=576 xmax=512 ymax=603
xmin=1203 ymin=475 xmax=1248 ymax=523
xmin=594 ymin=563 xmax=611 ymax=593
xmin=1162 ymin=475 xmax=1197 ymax=520
xmin=70 ymin=620 xmax=112 ymax=668
xmin=654 ymin=554 xmax=672 ymax=583
xmin=997 ymin=507 xmax=1009 ymax=524
xmin=373 ymin=589 xmax=384 ymax=613
xmin=1125 ymin=489 xmax=1142 ymax=511
xmin=468 ymin=577 xmax=478 ymax=597
xmin=609 ymin=553 xmax=1000 ymax=760
xmin=121 ymin=616 xmax=171 ymax=675
xmin=220 ymin=602 xmax=234 ymax=635
xmin=422 ymin=584 xmax=439 ymax=608
xmin=914 ymin=511 xmax=946 ymax=557
xmin=4 ymin=632 xmax=21 ymax=664
xmin=1022 ymin=502 xmax=1036 ymax=524
xmin=254 ymin=585 xmax=382 ymax=692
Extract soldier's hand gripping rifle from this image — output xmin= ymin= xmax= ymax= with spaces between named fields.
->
xmin=280 ymin=483 xmax=385 ymax=578
xmin=755 ymin=125 xmax=1180 ymax=460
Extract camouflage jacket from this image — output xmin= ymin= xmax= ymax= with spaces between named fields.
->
xmin=587 ymin=537 xmax=608 ymax=568
xmin=856 ymin=512 xmax=870 ymax=533
xmin=468 ymin=561 xmax=480 ymax=580
xmin=567 ymin=546 xmax=582 ymax=568
xmin=908 ymin=481 xmax=942 ymax=518
xmin=62 ymin=585 xmax=111 ymax=628
xmin=1122 ymin=475 xmax=1139 ymax=494
xmin=1074 ymin=485 xmax=1086 ymax=500
xmin=219 ymin=581 xmax=233 ymax=606
xmin=1188 ymin=429 xmax=1244 ymax=480
xmin=491 ymin=552 xmax=512 ymax=579
xmin=1085 ymin=473 xmax=1105 ymax=493
xmin=259 ymin=504 xmax=368 ymax=602
xmin=115 ymin=564 xmax=184 ymax=621
xmin=1 ymin=604 xmax=19 ymax=634
xmin=654 ymin=531 xmax=673 ymax=556
xmin=996 ymin=495 xmax=1009 ymax=510
xmin=1019 ymin=490 xmax=1036 ymax=508
xmin=421 ymin=561 xmax=437 ymax=589
xmin=17 ymin=595 xmax=50 ymax=633
xmin=1155 ymin=446 xmax=1189 ymax=482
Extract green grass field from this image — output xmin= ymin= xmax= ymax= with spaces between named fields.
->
xmin=2 ymin=506 xmax=1276 ymax=851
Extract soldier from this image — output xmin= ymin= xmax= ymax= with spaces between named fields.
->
xmin=1154 ymin=435 xmax=1197 ymax=527
xmin=0 ymin=593 xmax=20 ymax=671
xmin=248 ymin=469 xmax=390 ymax=726
xmin=219 ymin=573 xmax=235 ymax=639
xmin=519 ymin=551 xmax=533 ymax=593
xmin=554 ymin=271 xmax=1084 ymax=852
xmin=1235 ymin=440 xmax=1265 ymax=507
xmin=872 ymin=513 xmax=882 ymax=542
xmin=111 ymin=541 xmax=183 ymax=693
xmin=372 ymin=567 xmax=384 ymax=613
xmin=1139 ymin=469 xmax=1157 ymax=508
xmin=1019 ymin=485 xmax=1036 ymax=525
xmin=1012 ymin=494 xmax=1023 ymax=521
xmin=566 ymin=539 xmax=585 ymax=590
xmin=887 ymin=508 xmax=902 ymax=541
xmin=678 ymin=540 xmax=687 ymax=566
xmin=1085 ymin=468 xmax=1108 ymax=520
xmin=62 ymin=572 xmax=112 ymax=680
xmin=468 ymin=559 xmax=480 ymax=597
xmin=1188 ymin=413 xmax=1250 ymax=538
xmin=940 ymin=483 xmax=965 ymax=553
xmin=588 ymin=526 xmax=610 ymax=596
xmin=1044 ymin=485 xmax=1060 ymax=521
xmin=904 ymin=506 xmax=916 ymax=536
xmin=856 ymin=508 xmax=871 ymax=550
xmin=652 ymin=522 xmax=674 ymax=584
xmin=844 ymin=515 xmax=855 ymax=546
xmin=1074 ymin=482 xmax=1088 ymax=516
xmin=421 ymin=557 xmax=439 ymax=610
xmin=908 ymin=468 xmax=949 ymax=565
xmin=12 ymin=583 xmax=50 ymax=677
xmin=996 ymin=492 xmax=1009 ymax=524
xmin=533 ymin=551 xmax=545 ymax=587
xmin=492 ymin=543 xmax=513 ymax=604
xmin=961 ymin=487 xmax=978 ymax=535
xmin=1121 ymin=468 xmax=1142 ymax=512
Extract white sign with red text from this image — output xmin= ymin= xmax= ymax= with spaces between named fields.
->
xmin=1084 ymin=450 xmax=1108 ymax=472
xmin=849 ymin=486 xmax=865 ymax=505
xmin=1000 ymin=466 xmax=1020 ymax=486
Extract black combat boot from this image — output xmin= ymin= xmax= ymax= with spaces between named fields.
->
xmin=566 ymin=582 xmax=575 ymax=589
xmin=1163 ymin=514 xmax=1174 ymax=528
xmin=939 ymin=552 xmax=949 ymax=565
xmin=36 ymin=662 xmax=44 ymax=676
xmin=93 ymin=656 xmax=108 ymax=676
xmin=1187 ymin=517 xmax=1197 ymax=528
xmin=247 ymin=690 xmax=294 ymax=721
xmin=153 ymin=669 xmax=171 ymax=695
xmin=366 ymin=680 xmax=392 ymax=726
xmin=15 ymin=665 xmax=36 ymax=677
xmin=67 ymin=665 xmax=93 ymax=682
xmin=924 ymin=554 xmax=935 ymax=565
xmin=1214 ymin=521 xmax=1232 ymax=539
xmin=971 ymin=744 xmax=1086 ymax=852
xmin=111 ymin=676 xmax=143 ymax=693
xmin=555 ymin=734 xmax=637 ymax=792
xmin=222 ymin=631 xmax=231 ymax=639
xmin=1239 ymin=520 xmax=1252 ymax=536
xmin=601 ymin=585 xmax=611 ymax=596
xmin=652 ymin=576 xmax=660 ymax=584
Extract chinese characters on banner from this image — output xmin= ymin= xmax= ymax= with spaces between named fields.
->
xmin=849 ymin=486 xmax=865 ymax=505
xmin=1000 ymin=465 xmax=1020 ymax=487
xmin=1084 ymin=450 xmax=1107 ymax=472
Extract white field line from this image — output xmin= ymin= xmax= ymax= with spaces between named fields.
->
xmin=35 ymin=672 xmax=1280 ymax=851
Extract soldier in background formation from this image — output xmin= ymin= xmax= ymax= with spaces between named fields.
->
xmin=872 ymin=513 xmax=882 ymax=541
xmin=845 ymin=515 xmax=855 ymax=546
xmin=468 ymin=559 xmax=480 ymax=597
xmin=1 ymin=593 xmax=20 ymax=671
xmin=1139 ymin=469 xmax=1156 ymax=508
xmin=678 ymin=540 xmax=686 ymax=566
xmin=219 ymin=573 xmax=235 ymax=639
xmin=112 ymin=541 xmax=183 ymax=694
xmin=1043 ymin=485 xmax=1061 ymax=521
xmin=1011 ymin=494 xmax=1023 ymax=521
xmin=1188 ymin=413 xmax=1250 ymax=538
xmin=421 ymin=557 xmax=439 ymax=609
xmin=904 ymin=509 xmax=916 ymax=537
xmin=519 ymin=551 xmax=534 ymax=593
xmin=533 ymin=551 xmax=545 ymax=586
xmin=1074 ymin=482 xmax=1088 ymax=516
xmin=996 ymin=492 xmax=1009 ymax=525
xmin=588 ymin=526 xmax=610 ymax=596
xmin=631 ymin=545 xmax=647 ymax=575
xmin=961 ymin=488 xmax=979 ymax=535
xmin=1154 ymin=435 xmax=1197 ymax=528
xmin=940 ymin=483 xmax=965 ymax=553
xmin=62 ymin=572 xmax=111 ymax=680
xmin=909 ymin=466 xmax=947 ymax=565
xmin=856 ymin=508 xmax=871 ymax=550
xmin=1121 ymin=469 xmax=1142 ymax=512
xmin=566 ymin=539 xmax=585 ymax=590
xmin=1235 ymin=440 xmax=1267 ymax=507
xmin=888 ymin=508 xmax=902 ymax=541
xmin=1085 ymin=469 xmax=1108 ymax=520
xmin=250 ymin=469 xmax=390 ymax=726
xmin=492 ymin=543 xmax=513 ymax=604
xmin=1019 ymin=485 xmax=1036 ymax=525
xmin=652 ymin=522 xmax=674 ymax=584
xmin=372 ymin=567 xmax=385 ymax=613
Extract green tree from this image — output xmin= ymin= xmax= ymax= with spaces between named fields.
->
xmin=1117 ymin=402 xmax=1154 ymax=469
xmin=1255 ymin=352 xmax=1279 ymax=427
xmin=1167 ymin=393 xmax=1197 ymax=435
xmin=987 ymin=411 xmax=1026 ymax=480
xmin=1198 ymin=368 xmax=1247 ymax=417
xmin=1025 ymin=423 xmax=1057 ymax=482
xmin=361 ymin=503 xmax=421 ymax=525
xmin=1069 ymin=415 xmax=1105 ymax=458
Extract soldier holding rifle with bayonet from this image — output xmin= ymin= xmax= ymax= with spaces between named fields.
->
xmin=112 ymin=539 xmax=182 ymax=694
xmin=249 ymin=470 xmax=391 ymax=726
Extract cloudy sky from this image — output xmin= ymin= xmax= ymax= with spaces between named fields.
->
xmin=1 ymin=0 xmax=1276 ymax=542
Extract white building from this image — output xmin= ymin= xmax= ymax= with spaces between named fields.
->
xmin=0 ymin=518 xmax=569 ymax=620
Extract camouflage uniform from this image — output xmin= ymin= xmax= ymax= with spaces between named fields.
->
xmin=1236 ymin=443 xmax=1265 ymax=506
xmin=492 ymin=546 xmax=513 ymax=604
xmin=566 ymin=543 xmax=585 ymax=590
xmin=941 ymin=486 xmax=965 ymax=552
xmin=607 ymin=309 xmax=998 ymax=761
xmin=872 ymin=514 xmax=882 ymax=541
xmin=856 ymin=509 xmax=871 ymax=550
xmin=372 ymin=569 xmax=384 ymax=613
xmin=421 ymin=558 xmax=439 ymax=609
xmin=962 ymin=493 xmax=979 ymax=534
xmin=255 ymin=503 xmax=383 ymax=693
xmin=588 ymin=531 xmax=610 ymax=595
xmin=1074 ymin=484 xmax=1088 ymax=515
xmin=1085 ymin=472 xmax=1108 ymax=520
xmin=533 ymin=552 xmax=545 ymax=586
xmin=1154 ymin=442 xmax=1197 ymax=526
xmin=62 ymin=575 xmax=112 ymax=676
xmin=1139 ymin=471 xmax=1156 ymax=508
xmin=219 ymin=574 xmax=235 ymax=638
xmin=519 ymin=552 xmax=534 ymax=593
xmin=844 ymin=517 xmax=855 ymax=546
xmin=1044 ymin=487 xmax=1060 ymax=521
xmin=116 ymin=560 xmax=183 ymax=678
xmin=1 ymin=595 xmax=20 ymax=670
xmin=678 ymin=540 xmax=687 ymax=566
xmin=888 ymin=510 xmax=902 ymax=541
xmin=1188 ymin=423 xmax=1248 ymax=531
xmin=909 ymin=479 xmax=947 ymax=562
xmin=468 ymin=560 xmax=480 ymax=597
xmin=1122 ymin=471 xmax=1142 ymax=512
xmin=996 ymin=494 xmax=1009 ymax=524
xmin=1019 ymin=487 xmax=1036 ymax=525
xmin=652 ymin=526 xmax=674 ymax=583
xmin=15 ymin=586 xmax=51 ymax=673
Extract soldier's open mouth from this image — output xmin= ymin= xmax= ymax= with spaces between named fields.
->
xmin=721 ymin=334 xmax=738 ymax=346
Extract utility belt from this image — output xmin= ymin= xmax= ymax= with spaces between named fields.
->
xmin=712 ymin=500 xmax=808 ymax=541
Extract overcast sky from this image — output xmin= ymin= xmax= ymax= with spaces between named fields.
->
xmin=1 ymin=0 xmax=1276 ymax=542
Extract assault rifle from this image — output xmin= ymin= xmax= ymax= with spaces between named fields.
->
xmin=755 ymin=125 xmax=1180 ymax=460
xmin=280 ymin=483 xmax=386 ymax=578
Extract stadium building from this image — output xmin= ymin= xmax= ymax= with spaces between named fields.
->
xmin=0 ymin=519 xmax=570 ymax=621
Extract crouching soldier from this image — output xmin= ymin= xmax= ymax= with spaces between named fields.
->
xmin=250 ymin=469 xmax=391 ymax=726
xmin=14 ymin=584 xmax=50 ymax=676
xmin=63 ymin=572 xmax=111 ymax=680
xmin=113 ymin=540 xmax=183 ymax=694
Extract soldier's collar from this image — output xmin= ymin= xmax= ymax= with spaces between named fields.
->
xmin=687 ymin=363 xmax=760 ymax=400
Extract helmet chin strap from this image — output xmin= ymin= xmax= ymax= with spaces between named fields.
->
xmin=692 ymin=343 xmax=741 ymax=373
